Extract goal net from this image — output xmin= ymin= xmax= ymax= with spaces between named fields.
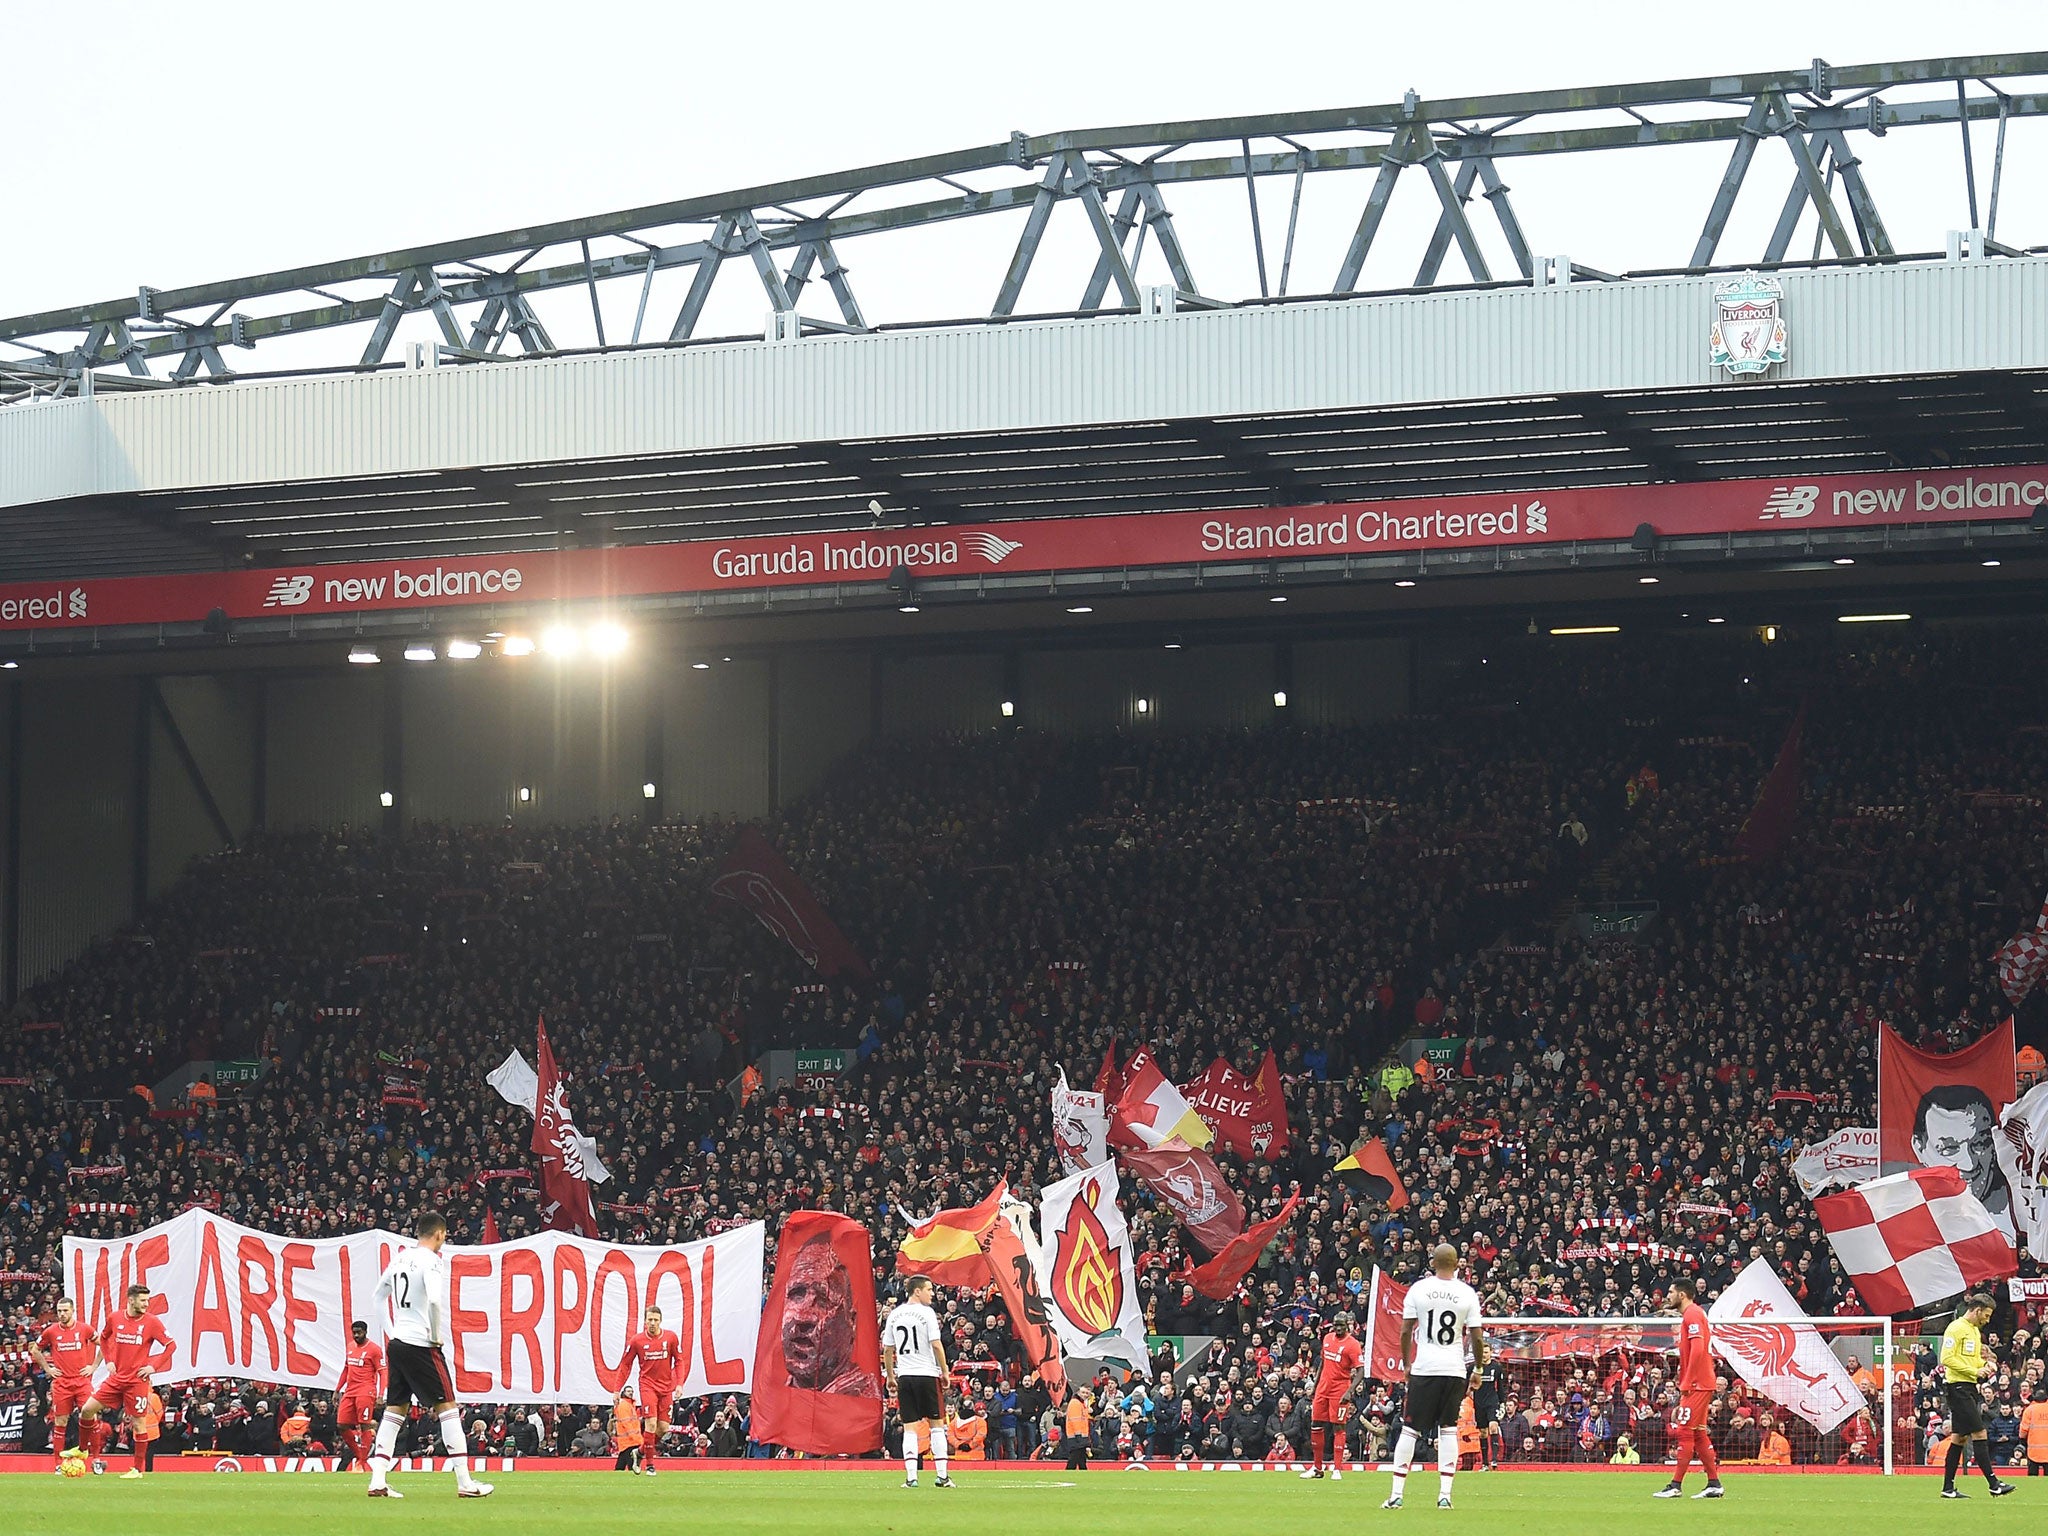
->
xmin=1466 ymin=1316 xmax=1900 ymax=1474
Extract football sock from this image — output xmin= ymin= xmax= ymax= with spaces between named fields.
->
xmin=1975 ymin=1439 xmax=1998 ymax=1483
xmin=931 ymin=1425 xmax=948 ymax=1480
xmin=367 ymin=1408 xmax=403 ymax=1487
xmin=1438 ymin=1427 xmax=1458 ymax=1501
xmin=1333 ymin=1429 xmax=1347 ymax=1468
xmin=904 ymin=1425 xmax=919 ymax=1482
xmin=131 ymin=1442 xmax=147 ymax=1473
xmin=437 ymin=1409 xmax=477 ymax=1491
xmin=86 ymin=1418 xmax=111 ymax=1459
xmin=1697 ymin=1431 xmax=1720 ymax=1481
xmin=1389 ymin=1426 xmax=1419 ymax=1496
xmin=1672 ymin=1427 xmax=1693 ymax=1485
xmin=1944 ymin=1442 xmax=1963 ymax=1490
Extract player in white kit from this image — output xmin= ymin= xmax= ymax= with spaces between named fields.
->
xmin=883 ymin=1276 xmax=952 ymax=1489
xmin=1384 ymin=1243 xmax=1487 ymax=1511
xmin=366 ymin=1211 xmax=492 ymax=1499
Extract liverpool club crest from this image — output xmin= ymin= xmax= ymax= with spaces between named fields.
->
xmin=1710 ymin=273 xmax=1787 ymax=378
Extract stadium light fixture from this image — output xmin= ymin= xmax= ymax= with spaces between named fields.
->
xmin=1163 ymin=637 xmax=1182 ymax=650
xmin=1638 ymin=576 xmax=1659 ymax=585
xmin=541 ymin=625 xmax=580 ymax=656
xmin=1549 ymin=626 xmax=1621 ymax=636
xmin=587 ymin=622 xmax=629 ymax=656
xmin=1000 ymin=701 xmax=1015 ymax=717
xmin=500 ymin=635 xmax=536 ymax=657
xmin=690 ymin=660 xmax=711 ymax=671
xmin=1984 ymin=559 xmax=2003 ymax=567
xmin=0 ymin=660 xmax=16 ymax=669
xmin=403 ymin=643 xmax=436 ymax=661
xmin=1272 ymin=690 xmax=1288 ymax=708
xmin=348 ymin=645 xmax=380 ymax=664
xmin=1136 ymin=698 xmax=1150 ymax=714
xmin=1394 ymin=579 xmax=1416 ymax=588
xmin=1269 ymin=595 xmax=1288 ymax=603
xmin=898 ymin=604 xmax=921 ymax=614
xmin=379 ymin=791 xmax=394 ymax=808
xmin=518 ymin=786 xmax=532 ymax=802
xmin=1707 ymin=617 xmax=1727 ymax=624
xmin=1838 ymin=612 xmax=1911 ymax=624
xmin=1833 ymin=557 xmax=1856 ymax=566
xmin=445 ymin=639 xmax=482 ymax=660
xmin=642 ymin=782 xmax=657 ymax=799
xmin=1066 ymin=605 xmax=1094 ymax=614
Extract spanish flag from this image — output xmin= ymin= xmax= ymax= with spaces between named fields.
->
xmin=1333 ymin=1138 xmax=1409 ymax=1211
xmin=896 ymin=1182 xmax=1006 ymax=1286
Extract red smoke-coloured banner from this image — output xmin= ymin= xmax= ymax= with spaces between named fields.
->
xmin=1181 ymin=1051 xmax=1292 ymax=1160
xmin=1366 ymin=1268 xmax=1410 ymax=1380
xmin=531 ymin=1017 xmax=599 ymax=1239
xmin=4 ymin=464 xmax=2043 ymax=632
xmin=750 ymin=1210 xmax=884 ymax=1457
xmin=712 ymin=828 xmax=870 ymax=981
xmin=1732 ymin=707 xmax=1806 ymax=860
xmin=979 ymin=1215 xmax=1066 ymax=1406
xmin=1121 ymin=1143 xmax=1246 ymax=1254
xmin=1878 ymin=1019 xmax=2018 ymax=1233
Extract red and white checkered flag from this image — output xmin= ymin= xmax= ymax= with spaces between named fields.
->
xmin=1814 ymin=1165 xmax=2016 ymax=1314
xmin=1996 ymin=892 xmax=2048 ymax=1006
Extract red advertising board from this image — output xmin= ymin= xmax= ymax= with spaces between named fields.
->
xmin=3 ymin=463 xmax=2041 ymax=633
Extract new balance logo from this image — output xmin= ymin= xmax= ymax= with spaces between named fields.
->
xmin=1758 ymin=485 xmax=1818 ymax=521
xmin=963 ymin=532 xmax=1024 ymax=566
xmin=262 ymin=575 xmax=314 ymax=607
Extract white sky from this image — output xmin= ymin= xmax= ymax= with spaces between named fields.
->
xmin=3 ymin=0 xmax=2044 ymax=369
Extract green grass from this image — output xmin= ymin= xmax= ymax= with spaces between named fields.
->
xmin=8 ymin=1468 xmax=2031 ymax=1535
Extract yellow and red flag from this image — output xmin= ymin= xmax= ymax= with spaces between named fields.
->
xmin=896 ymin=1182 xmax=1006 ymax=1287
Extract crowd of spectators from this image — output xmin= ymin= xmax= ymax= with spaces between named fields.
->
xmin=5 ymin=628 xmax=2048 ymax=1468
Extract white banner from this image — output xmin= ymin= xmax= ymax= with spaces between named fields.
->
xmin=1051 ymin=1069 xmax=1108 ymax=1176
xmin=1037 ymin=1160 xmax=1148 ymax=1370
xmin=1996 ymin=1080 xmax=2048 ymax=1256
xmin=1708 ymin=1258 xmax=1866 ymax=1434
xmin=62 ymin=1208 xmax=762 ymax=1404
xmin=1792 ymin=1126 xmax=1879 ymax=1197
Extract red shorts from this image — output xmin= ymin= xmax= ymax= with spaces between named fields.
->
xmin=338 ymin=1395 xmax=377 ymax=1427
xmin=92 ymin=1376 xmax=149 ymax=1419
xmin=1312 ymin=1391 xmax=1349 ymax=1423
xmin=1673 ymin=1391 xmax=1713 ymax=1432
xmin=643 ymin=1391 xmax=673 ymax=1436
xmin=50 ymin=1379 xmax=91 ymax=1420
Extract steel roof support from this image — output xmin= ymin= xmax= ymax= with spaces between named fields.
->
xmin=1135 ymin=183 xmax=1200 ymax=298
xmin=671 ymin=215 xmax=739 ymax=341
xmin=1074 ymin=169 xmax=1143 ymax=310
xmin=1817 ymin=128 xmax=1894 ymax=256
xmin=1333 ymin=147 xmax=1408 ymax=292
xmin=992 ymin=157 xmax=1070 ymax=318
xmin=1689 ymin=96 xmax=1774 ymax=271
xmin=1080 ymin=186 xmax=1144 ymax=310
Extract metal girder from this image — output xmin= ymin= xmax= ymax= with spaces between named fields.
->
xmin=4 ymin=51 xmax=2045 ymax=389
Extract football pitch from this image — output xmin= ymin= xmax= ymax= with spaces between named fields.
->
xmin=8 ymin=1470 xmax=2035 ymax=1535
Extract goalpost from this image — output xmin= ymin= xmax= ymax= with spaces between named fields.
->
xmin=1471 ymin=1316 xmax=1899 ymax=1475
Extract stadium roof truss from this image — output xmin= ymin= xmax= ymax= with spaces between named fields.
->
xmin=2 ymin=52 xmax=2045 ymax=397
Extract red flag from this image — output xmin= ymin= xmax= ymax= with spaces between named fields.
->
xmin=1815 ymin=1166 xmax=2017 ymax=1313
xmin=751 ymin=1210 xmax=885 ymax=1455
xmin=712 ymin=827 xmax=870 ymax=980
xmin=1180 ymin=1051 xmax=1292 ymax=1160
xmin=1121 ymin=1142 xmax=1247 ymax=1254
xmin=480 ymin=1206 xmax=501 ymax=1245
xmin=1188 ymin=1194 xmax=1299 ymax=1300
xmin=1365 ymin=1267 xmax=1411 ymax=1380
xmin=1878 ymin=1019 xmax=2017 ymax=1232
xmin=1107 ymin=1047 xmax=1212 ymax=1150
xmin=980 ymin=1212 xmax=1067 ymax=1406
xmin=1733 ymin=706 xmax=1805 ymax=859
xmin=531 ymin=1016 xmax=599 ymax=1238
xmin=1996 ymin=893 xmax=2048 ymax=1006
xmin=1094 ymin=1041 xmax=1124 ymax=1102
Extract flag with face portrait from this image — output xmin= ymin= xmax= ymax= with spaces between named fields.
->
xmin=750 ymin=1210 xmax=884 ymax=1455
xmin=1051 ymin=1069 xmax=1109 ymax=1176
xmin=1878 ymin=1019 xmax=2017 ymax=1240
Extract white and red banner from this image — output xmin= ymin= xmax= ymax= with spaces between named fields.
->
xmin=62 ymin=1207 xmax=763 ymax=1404
xmin=1051 ymin=1069 xmax=1109 ymax=1176
xmin=1039 ymin=1160 xmax=1148 ymax=1369
xmin=1707 ymin=1259 xmax=1866 ymax=1434
xmin=1106 ymin=1048 xmax=1213 ymax=1152
xmin=1996 ymin=893 xmax=2048 ymax=1007
xmin=1792 ymin=1126 xmax=1880 ymax=1197
xmin=1814 ymin=1165 xmax=2017 ymax=1314
xmin=6 ymin=463 xmax=2044 ymax=632
xmin=1179 ymin=1051 xmax=1291 ymax=1161
xmin=1995 ymin=1079 xmax=2048 ymax=1257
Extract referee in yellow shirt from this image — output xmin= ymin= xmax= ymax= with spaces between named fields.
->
xmin=1939 ymin=1293 xmax=2016 ymax=1500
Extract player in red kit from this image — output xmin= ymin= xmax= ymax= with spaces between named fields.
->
xmin=624 ymin=1304 xmax=682 ymax=1476
xmin=335 ymin=1320 xmax=387 ymax=1471
xmin=1655 ymin=1276 xmax=1725 ymax=1500
xmin=84 ymin=1282 xmax=175 ymax=1479
xmin=1302 ymin=1311 xmax=1364 ymax=1480
xmin=30 ymin=1296 xmax=99 ymax=1472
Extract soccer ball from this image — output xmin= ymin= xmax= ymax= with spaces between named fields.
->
xmin=60 ymin=1455 xmax=87 ymax=1479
